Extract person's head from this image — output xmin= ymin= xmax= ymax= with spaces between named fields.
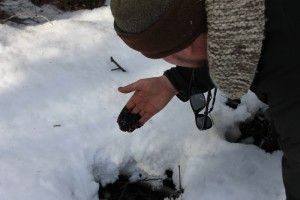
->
xmin=110 ymin=0 xmax=207 ymax=67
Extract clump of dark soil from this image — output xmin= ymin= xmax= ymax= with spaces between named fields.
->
xmin=224 ymin=99 xmax=280 ymax=153
xmin=236 ymin=111 xmax=280 ymax=153
xmin=98 ymin=170 xmax=183 ymax=200
xmin=117 ymin=107 xmax=142 ymax=132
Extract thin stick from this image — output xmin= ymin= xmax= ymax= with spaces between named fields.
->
xmin=110 ymin=56 xmax=127 ymax=72
xmin=178 ymin=165 xmax=183 ymax=192
xmin=1 ymin=13 xmax=53 ymax=25
xmin=118 ymin=182 xmax=129 ymax=200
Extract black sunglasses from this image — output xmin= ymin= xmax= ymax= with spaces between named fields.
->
xmin=190 ymin=87 xmax=217 ymax=130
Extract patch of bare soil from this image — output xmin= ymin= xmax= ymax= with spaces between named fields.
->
xmin=237 ymin=111 xmax=280 ymax=153
xmin=98 ymin=170 xmax=183 ymax=200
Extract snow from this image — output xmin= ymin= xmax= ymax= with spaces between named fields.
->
xmin=0 ymin=1 xmax=285 ymax=200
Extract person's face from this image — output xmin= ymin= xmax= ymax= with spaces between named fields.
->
xmin=163 ymin=33 xmax=207 ymax=67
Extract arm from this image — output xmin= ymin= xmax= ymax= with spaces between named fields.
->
xmin=117 ymin=65 xmax=214 ymax=132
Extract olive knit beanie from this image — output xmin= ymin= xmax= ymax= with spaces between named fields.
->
xmin=111 ymin=0 xmax=171 ymax=34
xmin=110 ymin=0 xmax=207 ymax=58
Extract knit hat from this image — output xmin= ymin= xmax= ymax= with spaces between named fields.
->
xmin=111 ymin=0 xmax=207 ymax=59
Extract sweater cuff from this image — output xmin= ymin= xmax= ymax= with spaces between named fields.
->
xmin=163 ymin=67 xmax=193 ymax=102
xmin=163 ymin=65 xmax=215 ymax=102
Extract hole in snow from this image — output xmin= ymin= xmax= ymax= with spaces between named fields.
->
xmin=98 ymin=170 xmax=183 ymax=200
xmin=225 ymin=110 xmax=281 ymax=153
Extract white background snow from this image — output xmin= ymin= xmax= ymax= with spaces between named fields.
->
xmin=0 ymin=1 xmax=285 ymax=199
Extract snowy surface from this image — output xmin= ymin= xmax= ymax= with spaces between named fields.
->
xmin=0 ymin=1 xmax=285 ymax=200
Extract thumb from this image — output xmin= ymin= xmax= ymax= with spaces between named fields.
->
xmin=118 ymin=82 xmax=138 ymax=93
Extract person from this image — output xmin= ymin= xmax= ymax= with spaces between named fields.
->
xmin=110 ymin=0 xmax=300 ymax=199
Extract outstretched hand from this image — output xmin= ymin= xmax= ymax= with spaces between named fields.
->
xmin=117 ymin=75 xmax=177 ymax=132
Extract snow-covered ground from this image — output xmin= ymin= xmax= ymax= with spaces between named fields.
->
xmin=0 ymin=1 xmax=285 ymax=200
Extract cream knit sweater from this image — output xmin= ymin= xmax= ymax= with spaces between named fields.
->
xmin=206 ymin=0 xmax=265 ymax=99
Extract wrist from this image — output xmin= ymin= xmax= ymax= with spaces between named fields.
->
xmin=161 ymin=75 xmax=178 ymax=95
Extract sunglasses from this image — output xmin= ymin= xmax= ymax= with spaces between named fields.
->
xmin=190 ymin=87 xmax=217 ymax=130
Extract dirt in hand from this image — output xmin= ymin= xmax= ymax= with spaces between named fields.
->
xmin=117 ymin=107 xmax=142 ymax=132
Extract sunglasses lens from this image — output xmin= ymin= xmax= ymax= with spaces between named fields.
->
xmin=196 ymin=114 xmax=212 ymax=130
xmin=190 ymin=93 xmax=206 ymax=112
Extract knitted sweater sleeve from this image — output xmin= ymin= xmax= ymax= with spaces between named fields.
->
xmin=163 ymin=66 xmax=214 ymax=102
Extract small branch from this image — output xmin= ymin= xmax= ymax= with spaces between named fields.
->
xmin=34 ymin=15 xmax=53 ymax=25
xmin=1 ymin=13 xmax=53 ymax=25
xmin=1 ymin=14 xmax=22 ymax=23
xmin=110 ymin=56 xmax=127 ymax=72
xmin=178 ymin=165 xmax=184 ymax=193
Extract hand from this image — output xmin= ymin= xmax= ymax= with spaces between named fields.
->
xmin=118 ymin=75 xmax=177 ymax=126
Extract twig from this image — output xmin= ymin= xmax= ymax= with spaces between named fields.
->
xmin=34 ymin=5 xmax=39 ymax=23
xmin=118 ymin=182 xmax=129 ymax=200
xmin=178 ymin=165 xmax=183 ymax=193
xmin=136 ymin=177 xmax=164 ymax=182
xmin=110 ymin=56 xmax=127 ymax=72
xmin=1 ymin=13 xmax=53 ymax=25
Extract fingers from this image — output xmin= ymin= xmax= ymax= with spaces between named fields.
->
xmin=128 ymin=103 xmax=154 ymax=125
xmin=118 ymin=81 xmax=139 ymax=94
xmin=118 ymin=81 xmax=140 ymax=109
xmin=131 ymin=106 xmax=141 ymax=114
xmin=140 ymin=110 xmax=146 ymax=116
xmin=129 ymin=99 xmax=144 ymax=114
xmin=135 ymin=103 xmax=155 ymax=124
xmin=139 ymin=113 xmax=153 ymax=125
xmin=126 ymin=100 xmax=136 ymax=110
xmin=123 ymin=89 xmax=146 ymax=110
